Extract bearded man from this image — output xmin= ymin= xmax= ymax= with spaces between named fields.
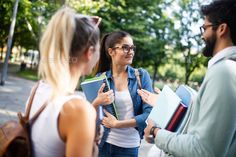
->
xmin=140 ymin=0 xmax=236 ymax=156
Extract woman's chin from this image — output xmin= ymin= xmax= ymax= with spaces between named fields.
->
xmin=124 ymin=61 xmax=133 ymax=65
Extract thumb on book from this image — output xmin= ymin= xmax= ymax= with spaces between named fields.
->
xmin=98 ymin=83 xmax=105 ymax=93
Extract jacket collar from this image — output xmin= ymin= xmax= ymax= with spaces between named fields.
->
xmin=208 ymin=46 xmax=236 ymax=69
xmin=106 ymin=65 xmax=136 ymax=79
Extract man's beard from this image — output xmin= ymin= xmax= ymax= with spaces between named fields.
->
xmin=202 ymin=34 xmax=216 ymax=57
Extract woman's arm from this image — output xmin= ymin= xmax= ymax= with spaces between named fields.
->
xmin=102 ymin=109 xmax=137 ymax=128
xmin=58 ymin=98 xmax=96 ymax=157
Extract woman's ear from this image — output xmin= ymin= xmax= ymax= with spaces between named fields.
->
xmin=84 ymin=46 xmax=95 ymax=61
xmin=108 ymin=48 xmax=113 ymax=56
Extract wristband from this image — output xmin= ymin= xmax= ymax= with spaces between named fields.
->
xmin=150 ymin=126 xmax=159 ymax=138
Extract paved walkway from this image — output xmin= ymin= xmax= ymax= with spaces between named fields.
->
xmin=0 ymin=74 xmax=153 ymax=156
xmin=0 ymin=75 xmax=35 ymax=124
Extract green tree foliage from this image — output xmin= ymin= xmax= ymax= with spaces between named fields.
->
xmin=0 ymin=0 xmax=60 ymax=56
xmin=67 ymin=0 xmax=174 ymax=86
xmin=172 ymin=0 xmax=207 ymax=84
xmin=0 ymin=0 xmax=208 ymax=85
xmin=0 ymin=0 xmax=13 ymax=59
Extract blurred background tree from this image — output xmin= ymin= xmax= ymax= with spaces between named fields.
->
xmin=0 ymin=0 xmax=208 ymax=89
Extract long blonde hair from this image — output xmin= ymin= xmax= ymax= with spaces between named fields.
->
xmin=38 ymin=7 xmax=100 ymax=100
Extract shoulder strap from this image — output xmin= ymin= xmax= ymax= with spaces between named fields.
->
xmin=134 ymin=69 xmax=142 ymax=89
xmin=24 ymin=82 xmax=40 ymax=120
xmin=28 ymin=102 xmax=47 ymax=124
xmin=18 ymin=82 xmax=47 ymax=125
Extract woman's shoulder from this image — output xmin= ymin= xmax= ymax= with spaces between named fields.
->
xmin=57 ymin=97 xmax=96 ymax=143
xmin=60 ymin=97 xmax=96 ymax=120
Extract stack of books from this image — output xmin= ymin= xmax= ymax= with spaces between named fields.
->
xmin=148 ymin=85 xmax=197 ymax=132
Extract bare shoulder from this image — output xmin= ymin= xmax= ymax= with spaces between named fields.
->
xmin=58 ymin=97 xmax=97 ymax=144
xmin=60 ymin=97 xmax=96 ymax=120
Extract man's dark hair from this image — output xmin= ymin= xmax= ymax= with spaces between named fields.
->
xmin=201 ymin=0 xmax=236 ymax=45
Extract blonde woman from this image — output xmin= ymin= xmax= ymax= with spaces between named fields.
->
xmin=26 ymin=7 xmax=101 ymax=157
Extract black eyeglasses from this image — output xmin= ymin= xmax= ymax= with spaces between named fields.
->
xmin=112 ymin=44 xmax=136 ymax=54
xmin=199 ymin=24 xmax=218 ymax=35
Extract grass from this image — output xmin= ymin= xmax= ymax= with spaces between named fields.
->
xmin=16 ymin=69 xmax=39 ymax=81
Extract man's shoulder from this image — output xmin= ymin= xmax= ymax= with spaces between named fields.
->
xmin=210 ymin=58 xmax=236 ymax=75
xmin=203 ymin=58 xmax=236 ymax=88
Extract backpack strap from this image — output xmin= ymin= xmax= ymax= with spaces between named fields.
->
xmin=25 ymin=82 xmax=40 ymax=120
xmin=28 ymin=102 xmax=47 ymax=124
xmin=18 ymin=82 xmax=47 ymax=126
xmin=134 ymin=68 xmax=142 ymax=89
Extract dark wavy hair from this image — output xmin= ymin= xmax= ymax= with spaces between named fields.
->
xmin=95 ymin=31 xmax=131 ymax=73
xmin=201 ymin=0 xmax=236 ymax=45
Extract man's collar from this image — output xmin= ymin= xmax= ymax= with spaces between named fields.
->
xmin=208 ymin=46 xmax=236 ymax=68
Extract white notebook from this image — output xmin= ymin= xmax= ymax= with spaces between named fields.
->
xmin=148 ymin=85 xmax=181 ymax=128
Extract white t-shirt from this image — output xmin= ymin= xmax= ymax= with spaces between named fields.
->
xmin=106 ymin=90 xmax=140 ymax=148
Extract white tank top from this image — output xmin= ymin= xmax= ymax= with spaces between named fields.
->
xmin=27 ymin=81 xmax=83 ymax=157
xmin=106 ymin=90 xmax=140 ymax=148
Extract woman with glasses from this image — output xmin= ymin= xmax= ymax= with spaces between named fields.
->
xmin=93 ymin=31 xmax=153 ymax=157
xmin=27 ymin=7 xmax=101 ymax=157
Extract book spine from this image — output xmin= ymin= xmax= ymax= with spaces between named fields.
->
xmin=166 ymin=103 xmax=187 ymax=132
xmin=112 ymin=102 xmax=119 ymax=120
xmin=104 ymin=77 xmax=119 ymax=120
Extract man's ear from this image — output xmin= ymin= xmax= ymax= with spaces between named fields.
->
xmin=218 ymin=23 xmax=228 ymax=37
xmin=84 ymin=46 xmax=95 ymax=61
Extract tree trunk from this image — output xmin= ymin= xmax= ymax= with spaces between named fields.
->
xmin=0 ymin=0 xmax=20 ymax=85
xmin=185 ymin=72 xmax=190 ymax=85
xmin=184 ymin=57 xmax=189 ymax=85
xmin=184 ymin=46 xmax=192 ymax=85
xmin=9 ymin=39 xmax=15 ymax=61
xmin=0 ymin=45 xmax=3 ymax=60
xmin=152 ymin=62 xmax=159 ymax=89
xmin=61 ymin=0 xmax=65 ymax=5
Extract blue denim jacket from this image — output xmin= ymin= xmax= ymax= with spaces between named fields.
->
xmin=98 ymin=66 xmax=153 ymax=149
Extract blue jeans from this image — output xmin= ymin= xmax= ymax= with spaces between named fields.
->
xmin=99 ymin=142 xmax=139 ymax=157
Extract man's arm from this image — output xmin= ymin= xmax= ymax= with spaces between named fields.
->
xmin=151 ymin=63 xmax=236 ymax=157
